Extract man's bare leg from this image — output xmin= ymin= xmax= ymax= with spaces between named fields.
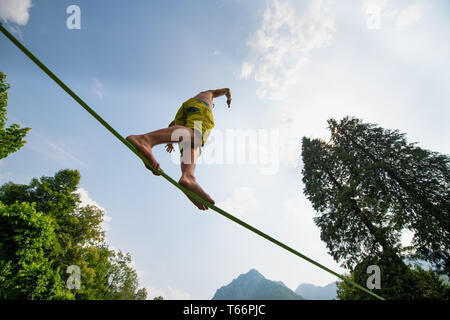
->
xmin=126 ymin=126 xmax=215 ymax=210
xmin=178 ymin=146 xmax=215 ymax=211
xmin=126 ymin=125 xmax=191 ymax=175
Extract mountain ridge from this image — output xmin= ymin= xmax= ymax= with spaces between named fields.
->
xmin=295 ymin=282 xmax=337 ymax=300
xmin=212 ymin=269 xmax=305 ymax=300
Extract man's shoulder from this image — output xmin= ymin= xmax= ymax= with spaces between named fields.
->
xmin=194 ymin=90 xmax=213 ymax=99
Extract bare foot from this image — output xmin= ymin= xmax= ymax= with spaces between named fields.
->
xmin=126 ymin=134 xmax=161 ymax=175
xmin=179 ymin=176 xmax=215 ymax=211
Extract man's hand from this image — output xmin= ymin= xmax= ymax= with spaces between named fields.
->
xmin=226 ymin=89 xmax=232 ymax=108
xmin=165 ymin=143 xmax=174 ymax=153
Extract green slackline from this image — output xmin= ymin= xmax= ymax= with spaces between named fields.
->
xmin=0 ymin=23 xmax=385 ymax=301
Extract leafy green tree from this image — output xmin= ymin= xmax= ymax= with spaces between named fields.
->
xmin=327 ymin=117 xmax=449 ymax=272
xmin=301 ymin=116 xmax=449 ymax=299
xmin=0 ymin=72 xmax=30 ymax=159
xmin=0 ymin=170 xmax=147 ymax=300
xmin=0 ymin=201 xmax=73 ymax=299
xmin=302 ymin=136 xmax=404 ymax=270
xmin=104 ymin=251 xmax=147 ymax=300
xmin=336 ymin=254 xmax=450 ymax=300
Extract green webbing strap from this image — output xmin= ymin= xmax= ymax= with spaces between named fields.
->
xmin=0 ymin=23 xmax=385 ymax=300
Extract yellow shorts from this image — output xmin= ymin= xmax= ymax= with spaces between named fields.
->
xmin=173 ymin=98 xmax=215 ymax=147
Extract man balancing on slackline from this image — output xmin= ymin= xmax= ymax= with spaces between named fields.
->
xmin=127 ymin=88 xmax=232 ymax=211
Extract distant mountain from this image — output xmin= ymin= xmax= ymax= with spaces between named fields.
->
xmin=295 ymin=282 xmax=337 ymax=300
xmin=212 ymin=269 xmax=305 ymax=300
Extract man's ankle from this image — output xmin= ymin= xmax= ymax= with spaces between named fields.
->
xmin=180 ymin=175 xmax=195 ymax=182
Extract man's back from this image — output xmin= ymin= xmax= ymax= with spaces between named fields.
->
xmin=194 ymin=88 xmax=232 ymax=108
xmin=194 ymin=91 xmax=214 ymax=107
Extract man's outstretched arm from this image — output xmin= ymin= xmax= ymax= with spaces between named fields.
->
xmin=211 ymin=88 xmax=232 ymax=108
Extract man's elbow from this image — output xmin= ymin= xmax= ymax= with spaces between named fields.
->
xmin=212 ymin=88 xmax=230 ymax=98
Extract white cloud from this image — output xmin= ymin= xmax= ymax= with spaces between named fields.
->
xmin=146 ymin=286 xmax=166 ymax=300
xmin=240 ymin=0 xmax=336 ymax=100
xmin=361 ymin=0 xmax=389 ymax=30
xmin=93 ymin=78 xmax=104 ymax=100
xmin=76 ymin=187 xmax=112 ymax=232
xmin=395 ymin=2 xmax=423 ymax=31
xmin=217 ymin=187 xmax=257 ymax=217
xmin=0 ymin=0 xmax=32 ymax=25
xmin=361 ymin=1 xmax=390 ymax=15
xmin=213 ymin=49 xmax=221 ymax=56
xmin=146 ymin=285 xmax=191 ymax=300
xmin=361 ymin=0 xmax=423 ymax=31
xmin=167 ymin=286 xmax=191 ymax=300
xmin=240 ymin=61 xmax=253 ymax=79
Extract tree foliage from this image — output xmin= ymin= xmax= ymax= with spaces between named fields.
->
xmin=301 ymin=116 xmax=449 ymax=299
xmin=336 ymin=255 xmax=450 ymax=300
xmin=0 ymin=201 xmax=73 ymax=299
xmin=0 ymin=72 xmax=30 ymax=159
xmin=327 ymin=117 xmax=449 ymax=272
xmin=302 ymin=134 xmax=404 ymax=270
xmin=0 ymin=170 xmax=147 ymax=300
xmin=104 ymin=251 xmax=148 ymax=300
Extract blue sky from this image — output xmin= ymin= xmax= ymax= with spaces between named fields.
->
xmin=1 ymin=0 xmax=449 ymax=299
